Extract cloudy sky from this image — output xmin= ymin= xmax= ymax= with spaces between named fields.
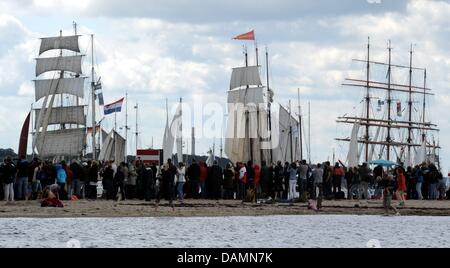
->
xmin=0 ymin=0 xmax=449 ymax=170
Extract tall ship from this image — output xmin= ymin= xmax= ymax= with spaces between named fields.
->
xmin=224 ymin=31 xmax=302 ymax=165
xmin=336 ymin=38 xmax=441 ymax=168
xmin=18 ymin=23 xmax=122 ymax=161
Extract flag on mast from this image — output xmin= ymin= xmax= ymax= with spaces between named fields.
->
xmin=233 ymin=30 xmax=255 ymax=40
xmin=104 ymin=97 xmax=124 ymax=115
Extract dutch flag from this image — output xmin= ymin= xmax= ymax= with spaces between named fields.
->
xmin=104 ymin=97 xmax=124 ymax=115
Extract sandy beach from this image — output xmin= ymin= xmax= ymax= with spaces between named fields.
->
xmin=0 ymin=199 xmax=449 ymax=218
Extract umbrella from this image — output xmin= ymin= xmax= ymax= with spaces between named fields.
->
xmin=368 ymin=159 xmax=397 ymax=167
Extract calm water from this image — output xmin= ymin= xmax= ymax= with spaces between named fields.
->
xmin=0 ymin=215 xmax=449 ymax=248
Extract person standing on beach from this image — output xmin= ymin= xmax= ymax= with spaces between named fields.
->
xmin=176 ymin=162 xmax=186 ymax=203
xmin=298 ymin=160 xmax=308 ymax=201
xmin=414 ymin=165 xmax=424 ymax=200
xmin=273 ymin=161 xmax=283 ymax=200
xmin=87 ymin=161 xmax=99 ymax=200
xmin=15 ymin=155 xmax=29 ymax=200
xmin=396 ymin=168 xmax=407 ymax=207
xmin=187 ymin=159 xmax=200 ymax=199
xmin=199 ymin=161 xmax=208 ymax=199
xmin=260 ymin=161 xmax=270 ymax=199
xmin=380 ymin=175 xmax=400 ymax=215
xmin=312 ymin=164 xmax=324 ymax=210
xmin=223 ymin=163 xmax=235 ymax=200
xmin=358 ymin=163 xmax=371 ymax=200
xmin=287 ymin=162 xmax=298 ymax=201
xmin=332 ymin=162 xmax=344 ymax=197
xmin=2 ymin=157 xmax=16 ymax=202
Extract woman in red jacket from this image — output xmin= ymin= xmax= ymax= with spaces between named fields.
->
xmin=254 ymin=164 xmax=261 ymax=200
xmin=396 ymin=168 xmax=407 ymax=207
xmin=199 ymin=161 xmax=208 ymax=199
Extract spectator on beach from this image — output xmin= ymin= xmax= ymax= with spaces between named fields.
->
xmin=87 ymin=161 xmax=99 ymax=200
xmin=113 ymin=162 xmax=126 ymax=201
xmin=312 ymin=164 xmax=324 ymax=210
xmin=237 ymin=162 xmax=246 ymax=200
xmin=223 ymin=163 xmax=235 ymax=200
xmin=380 ymin=175 xmax=399 ymax=215
xmin=31 ymin=160 xmax=43 ymax=200
xmin=126 ymin=161 xmax=138 ymax=199
xmin=358 ymin=163 xmax=371 ymax=200
xmin=298 ymin=160 xmax=309 ymax=200
xmin=396 ymin=168 xmax=407 ymax=207
xmin=55 ymin=163 xmax=68 ymax=200
xmin=254 ymin=164 xmax=261 ymax=199
xmin=41 ymin=185 xmax=64 ymax=208
xmin=414 ymin=165 xmax=424 ymax=200
xmin=273 ymin=161 xmax=283 ymax=200
xmin=101 ymin=161 xmax=114 ymax=200
xmin=199 ymin=161 xmax=208 ymax=198
xmin=176 ymin=162 xmax=186 ymax=202
xmin=260 ymin=161 xmax=270 ymax=199
xmin=142 ymin=163 xmax=154 ymax=201
xmin=332 ymin=162 xmax=345 ymax=197
xmin=287 ymin=162 xmax=298 ymax=201
xmin=2 ymin=157 xmax=16 ymax=202
xmin=16 ymin=155 xmax=29 ymax=200
xmin=187 ymin=159 xmax=200 ymax=199
xmin=70 ymin=160 xmax=84 ymax=199
xmin=208 ymin=161 xmax=223 ymax=200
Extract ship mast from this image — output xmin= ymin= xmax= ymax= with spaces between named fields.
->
xmin=407 ymin=44 xmax=413 ymax=165
xmin=298 ymin=88 xmax=303 ymax=161
xmin=364 ymin=37 xmax=371 ymax=162
xmin=91 ymin=34 xmax=97 ymax=160
xmin=386 ymin=40 xmax=392 ymax=161
xmin=266 ymin=47 xmax=273 ymax=164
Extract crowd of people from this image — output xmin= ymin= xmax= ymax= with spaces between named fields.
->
xmin=1 ymin=155 xmax=449 ymax=211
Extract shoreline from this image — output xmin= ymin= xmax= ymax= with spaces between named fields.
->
xmin=0 ymin=199 xmax=449 ymax=218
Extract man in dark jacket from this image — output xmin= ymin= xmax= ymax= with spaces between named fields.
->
xmin=87 ymin=161 xmax=99 ymax=200
xmin=260 ymin=161 xmax=269 ymax=199
xmin=2 ymin=157 xmax=16 ymax=201
xmin=187 ymin=159 xmax=200 ymax=199
xmin=208 ymin=161 xmax=223 ymax=200
xmin=101 ymin=162 xmax=114 ymax=200
xmin=16 ymin=155 xmax=30 ymax=200
xmin=113 ymin=163 xmax=126 ymax=201
xmin=142 ymin=163 xmax=154 ymax=201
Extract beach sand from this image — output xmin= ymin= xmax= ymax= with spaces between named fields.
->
xmin=0 ymin=199 xmax=449 ymax=218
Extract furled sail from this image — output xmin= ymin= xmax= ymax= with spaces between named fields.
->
xmin=162 ymin=103 xmax=181 ymax=163
xmin=37 ymin=128 xmax=86 ymax=157
xmin=230 ymin=66 xmax=262 ymax=90
xmin=35 ymin=106 xmax=86 ymax=126
xmin=35 ymin=77 xmax=85 ymax=101
xmin=36 ymin=55 xmax=82 ymax=76
xmin=39 ymin=35 xmax=80 ymax=55
xmin=114 ymin=131 xmax=126 ymax=163
xmin=347 ymin=122 xmax=360 ymax=168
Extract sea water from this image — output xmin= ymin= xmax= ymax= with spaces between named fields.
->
xmin=0 ymin=215 xmax=448 ymax=248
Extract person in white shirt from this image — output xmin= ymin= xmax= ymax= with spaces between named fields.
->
xmin=176 ymin=163 xmax=186 ymax=202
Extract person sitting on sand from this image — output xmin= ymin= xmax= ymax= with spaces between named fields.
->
xmin=41 ymin=185 xmax=64 ymax=208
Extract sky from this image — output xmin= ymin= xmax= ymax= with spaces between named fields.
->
xmin=0 ymin=0 xmax=449 ymax=171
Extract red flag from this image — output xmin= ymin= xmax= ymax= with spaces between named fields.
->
xmin=233 ymin=30 xmax=255 ymax=40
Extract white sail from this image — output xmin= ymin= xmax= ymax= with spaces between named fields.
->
xmin=273 ymin=105 xmax=292 ymax=163
xmin=114 ymin=131 xmax=126 ymax=163
xmin=227 ymin=87 xmax=266 ymax=105
xmin=230 ymin=66 xmax=262 ymax=90
xmin=175 ymin=104 xmax=183 ymax=164
xmin=162 ymin=103 xmax=181 ymax=163
xmin=36 ymin=55 xmax=83 ymax=76
xmin=414 ymin=140 xmax=427 ymax=166
xmin=39 ymin=35 xmax=80 ymax=55
xmin=35 ymin=77 xmax=85 ymax=101
xmin=37 ymin=128 xmax=86 ymax=157
xmin=347 ymin=122 xmax=360 ymax=168
xmin=35 ymin=106 xmax=86 ymax=126
xmin=98 ymin=131 xmax=114 ymax=161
